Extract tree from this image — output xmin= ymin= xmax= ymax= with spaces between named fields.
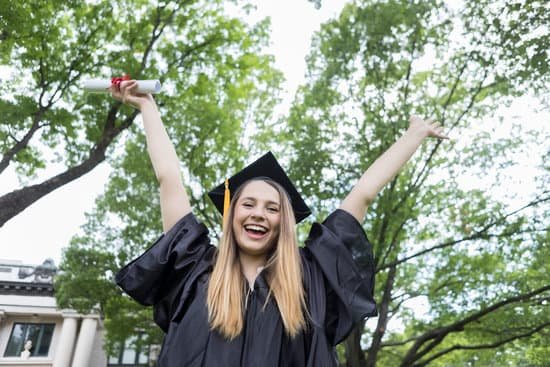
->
xmin=51 ymin=0 xmax=282 ymax=353
xmin=0 ymin=0 xmax=279 ymax=226
xmin=277 ymin=0 xmax=549 ymax=366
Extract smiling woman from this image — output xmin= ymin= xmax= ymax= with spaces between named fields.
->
xmin=209 ymin=174 xmax=306 ymax=341
xmin=111 ymin=79 xmax=446 ymax=366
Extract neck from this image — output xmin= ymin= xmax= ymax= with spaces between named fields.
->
xmin=239 ymin=251 xmax=267 ymax=289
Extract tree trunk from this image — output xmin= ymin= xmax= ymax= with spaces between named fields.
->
xmin=365 ymin=265 xmax=396 ymax=367
xmin=345 ymin=322 xmax=366 ymax=367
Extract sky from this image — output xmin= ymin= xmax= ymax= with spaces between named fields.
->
xmin=0 ymin=0 xmax=350 ymax=266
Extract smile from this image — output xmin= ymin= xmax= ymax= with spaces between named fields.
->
xmin=244 ymin=224 xmax=268 ymax=237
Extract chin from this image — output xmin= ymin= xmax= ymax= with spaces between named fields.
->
xmin=235 ymin=233 xmax=276 ymax=257
xmin=237 ymin=240 xmax=273 ymax=257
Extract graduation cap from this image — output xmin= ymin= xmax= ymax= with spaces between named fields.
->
xmin=208 ymin=152 xmax=311 ymax=224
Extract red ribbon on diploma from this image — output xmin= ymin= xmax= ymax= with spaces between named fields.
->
xmin=111 ymin=74 xmax=131 ymax=91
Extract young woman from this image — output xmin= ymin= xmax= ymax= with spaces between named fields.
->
xmin=112 ymin=80 xmax=447 ymax=366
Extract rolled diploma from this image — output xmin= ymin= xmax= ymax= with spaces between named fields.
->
xmin=82 ymin=79 xmax=162 ymax=94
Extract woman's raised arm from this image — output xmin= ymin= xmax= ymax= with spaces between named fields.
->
xmin=340 ymin=116 xmax=448 ymax=223
xmin=112 ymin=80 xmax=191 ymax=232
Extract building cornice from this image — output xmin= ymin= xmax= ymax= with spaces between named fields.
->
xmin=0 ymin=280 xmax=54 ymax=297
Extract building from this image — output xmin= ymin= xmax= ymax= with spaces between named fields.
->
xmin=0 ymin=258 xmax=107 ymax=366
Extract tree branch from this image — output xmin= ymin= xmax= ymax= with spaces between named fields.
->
xmin=0 ymin=107 xmax=47 ymax=174
xmin=0 ymin=108 xmax=138 ymax=227
xmin=399 ymin=285 xmax=550 ymax=366
xmin=414 ymin=322 xmax=550 ymax=367
xmin=400 ymin=30 xmax=418 ymax=123
xmin=379 ymin=216 xmax=408 ymax=273
xmin=374 ymin=178 xmax=399 ymax=268
xmin=378 ymin=195 xmax=549 ymax=271
xmin=392 ymin=55 xmax=479 ymax=214
xmin=366 ymin=264 xmax=397 ymax=367
xmin=50 ymin=24 xmax=105 ymax=105
xmin=381 ymin=334 xmax=421 ymax=348
xmin=1 ymin=22 xmax=106 ymax=173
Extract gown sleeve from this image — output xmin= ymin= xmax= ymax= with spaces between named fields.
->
xmin=304 ymin=208 xmax=377 ymax=345
xmin=115 ymin=212 xmax=215 ymax=332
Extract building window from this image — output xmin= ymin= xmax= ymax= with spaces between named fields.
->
xmin=108 ymin=334 xmax=149 ymax=366
xmin=4 ymin=322 xmax=55 ymax=357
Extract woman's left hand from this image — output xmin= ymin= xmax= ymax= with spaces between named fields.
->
xmin=408 ymin=115 xmax=449 ymax=139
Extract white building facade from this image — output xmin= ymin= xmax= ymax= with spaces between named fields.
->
xmin=0 ymin=259 xmax=107 ymax=367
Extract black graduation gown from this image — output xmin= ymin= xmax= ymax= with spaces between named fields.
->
xmin=115 ymin=209 xmax=377 ymax=366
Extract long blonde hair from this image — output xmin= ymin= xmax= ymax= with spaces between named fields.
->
xmin=206 ymin=179 xmax=307 ymax=339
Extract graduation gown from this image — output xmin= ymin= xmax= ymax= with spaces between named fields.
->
xmin=115 ymin=209 xmax=377 ymax=366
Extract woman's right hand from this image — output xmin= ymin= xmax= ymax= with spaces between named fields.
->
xmin=110 ymin=80 xmax=155 ymax=110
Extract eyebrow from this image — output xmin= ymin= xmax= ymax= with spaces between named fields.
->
xmin=240 ymin=197 xmax=280 ymax=206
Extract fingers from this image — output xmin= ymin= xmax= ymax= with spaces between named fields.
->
xmin=113 ymin=80 xmax=137 ymax=105
xmin=109 ymin=80 xmax=133 ymax=99
xmin=119 ymin=80 xmax=137 ymax=96
xmin=109 ymin=85 xmax=122 ymax=101
xmin=432 ymin=124 xmax=449 ymax=139
xmin=421 ymin=117 xmax=450 ymax=139
xmin=409 ymin=115 xmax=423 ymax=124
xmin=113 ymin=80 xmax=150 ymax=110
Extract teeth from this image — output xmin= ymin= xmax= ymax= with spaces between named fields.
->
xmin=245 ymin=225 xmax=267 ymax=233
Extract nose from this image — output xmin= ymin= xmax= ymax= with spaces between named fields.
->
xmin=250 ymin=206 xmax=266 ymax=220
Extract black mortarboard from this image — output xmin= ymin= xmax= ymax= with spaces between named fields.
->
xmin=208 ymin=152 xmax=311 ymax=223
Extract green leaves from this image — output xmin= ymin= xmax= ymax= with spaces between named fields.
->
xmin=55 ymin=245 xmax=118 ymax=314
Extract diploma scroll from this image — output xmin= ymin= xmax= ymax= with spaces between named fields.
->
xmin=82 ymin=79 xmax=162 ymax=94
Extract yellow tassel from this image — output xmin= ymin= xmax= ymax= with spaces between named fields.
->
xmin=223 ymin=178 xmax=230 ymax=225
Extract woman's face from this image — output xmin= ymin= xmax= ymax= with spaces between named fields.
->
xmin=232 ymin=180 xmax=281 ymax=257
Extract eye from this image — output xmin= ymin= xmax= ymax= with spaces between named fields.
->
xmin=242 ymin=202 xmax=253 ymax=208
xmin=267 ymin=206 xmax=279 ymax=213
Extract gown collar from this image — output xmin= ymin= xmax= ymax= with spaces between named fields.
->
xmin=248 ymin=266 xmax=269 ymax=292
